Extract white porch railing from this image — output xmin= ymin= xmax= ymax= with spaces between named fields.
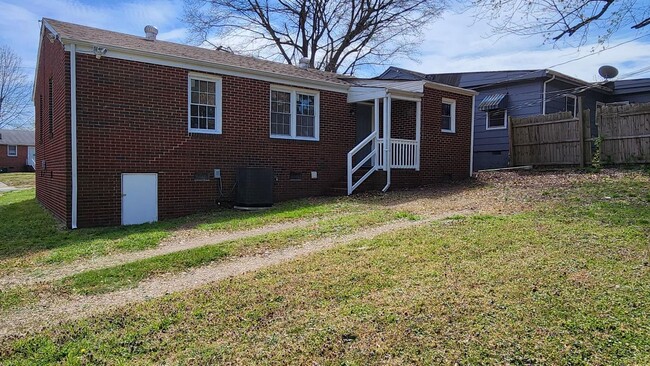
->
xmin=377 ymin=138 xmax=419 ymax=170
xmin=347 ymin=131 xmax=379 ymax=195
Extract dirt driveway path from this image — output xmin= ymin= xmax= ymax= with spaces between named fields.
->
xmin=0 ymin=218 xmax=322 ymax=288
xmin=0 ymin=211 xmax=468 ymax=338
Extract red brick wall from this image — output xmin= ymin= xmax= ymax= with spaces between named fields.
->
xmin=74 ymin=54 xmax=356 ymax=227
xmin=34 ymin=31 xmax=71 ymax=226
xmin=0 ymin=145 xmax=29 ymax=172
xmin=390 ymin=87 xmax=473 ymax=188
xmin=35 ymin=40 xmax=472 ymax=228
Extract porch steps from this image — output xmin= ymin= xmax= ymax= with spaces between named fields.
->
xmin=327 ymin=168 xmax=383 ymax=196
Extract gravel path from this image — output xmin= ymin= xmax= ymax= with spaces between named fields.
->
xmin=0 ymin=212 xmax=465 ymax=339
xmin=0 ymin=218 xmax=322 ymax=289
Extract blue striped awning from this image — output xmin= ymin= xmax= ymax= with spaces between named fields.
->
xmin=478 ymin=94 xmax=508 ymax=111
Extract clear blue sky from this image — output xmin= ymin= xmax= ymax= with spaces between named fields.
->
xmin=1 ymin=0 xmax=649 ymax=83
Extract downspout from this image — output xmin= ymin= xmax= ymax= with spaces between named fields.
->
xmin=469 ymin=94 xmax=476 ymax=177
xmin=70 ymin=44 xmax=78 ymax=229
xmin=382 ymin=93 xmax=391 ymax=192
xmin=542 ymin=74 xmax=556 ymax=115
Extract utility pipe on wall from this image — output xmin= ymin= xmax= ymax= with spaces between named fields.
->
xmin=542 ymin=74 xmax=556 ymax=115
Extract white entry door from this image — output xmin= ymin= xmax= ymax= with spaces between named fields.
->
xmin=122 ymin=173 xmax=158 ymax=225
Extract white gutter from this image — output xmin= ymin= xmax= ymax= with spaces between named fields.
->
xmin=542 ymin=74 xmax=556 ymax=115
xmin=70 ymin=44 xmax=78 ymax=229
xmin=469 ymin=94 xmax=476 ymax=177
xmin=424 ymin=81 xmax=478 ymax=97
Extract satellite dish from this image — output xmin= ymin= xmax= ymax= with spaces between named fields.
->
xmin=598 ymin=65 xmax=619 ymax=79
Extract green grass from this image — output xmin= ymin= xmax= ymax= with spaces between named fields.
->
xmin=0 ymin=209 xmax=412 ymax=306
xmin=1 ymin=172 xmax=648 ymax=365
xmin=0 ymin=190 xmax=362 ymax=271
xmin=0 ymin=172 xmax=35 ymax=188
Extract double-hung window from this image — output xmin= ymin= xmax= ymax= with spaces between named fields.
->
xmin=441 ymin=98 xmax=456 ymax=133
xmin=270 ymin=86 xmax=319 ymax=140
xmin=7 ymin=145 xmax=17 ymax=157
xmin=188 ymin=74 xmax=222 ymax=134
xmin=565 ymin=94 xmax=577 ymax=116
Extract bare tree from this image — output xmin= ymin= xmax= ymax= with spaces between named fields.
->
xmin=0 ymin=45 xmax=31 ymax=129
xmin=469 ymin=0 xmax=649 ymax=46
xmin=183 ymin=0 xmax=446 ymax=74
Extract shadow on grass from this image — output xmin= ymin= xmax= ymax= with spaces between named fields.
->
xmin=0 ymin=190 xmax=354 ymax=262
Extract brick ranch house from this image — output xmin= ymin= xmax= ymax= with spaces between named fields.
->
xmin=0 ymin=129 xmax=35 ymax=173
xmin=35 ymin=18 xmax=477 ymax=228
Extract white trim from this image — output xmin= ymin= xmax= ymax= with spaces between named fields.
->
xmin=382 ymin=94 xmax=391 ymax=192
xmin=542 ymin=74 xmax=556 ymax=115
xmin=415 ymin=101 xmax=421 ymax=171
xmin=486 ymin=109 xmax=508 ymax=130
xmin=269 ymin=85 xmax=320 ymax=141
xmin=441 ymin=97 xmax=456 ymax=133
xmin=7 ymin=145 xmax=17 ymax=157
xmin=70 ymin=44 xmax=78 ymax=229
xmin=187 ymin=73 xmax=223 ymax=134
xmin=469 ymin=95 xmax=476 ymax=176
xmin=424 ymin=81 xmax=478 ymax=96
xmin=67 ymin=42 xmax=349 ymax=94
xmin=564 ymin=94 xmax=578 ymax=116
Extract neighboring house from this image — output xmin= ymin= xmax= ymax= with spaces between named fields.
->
xmin=0 ymin=129 xmax=35 ymax=173
xmin=34 ymin=19 xmax=477 ymax=228
xmin=377 ymin=67 xmax=650 ymax=170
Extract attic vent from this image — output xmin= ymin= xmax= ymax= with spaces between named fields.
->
xmin=298 ymin=57 xmax=310 ymax=69
xmin=144 ymin=25 xmax=158 ymax=41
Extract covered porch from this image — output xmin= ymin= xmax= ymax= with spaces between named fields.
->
xmin=346 ymin=80 xmax=424 ymax=195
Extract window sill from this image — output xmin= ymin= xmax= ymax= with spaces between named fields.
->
xmin=441 ymin=129 xmax=456 ymax=134
xmin=486 ymin=126 xmax=507 ymax=130
xmin=270 ymin=134 xmax=319 ymax=142
xmin=189 ymin=128 xmax=222 ymax=135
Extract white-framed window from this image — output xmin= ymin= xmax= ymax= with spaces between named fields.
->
xmin=565 ymin=94 xmax=577 ymax=116
xmin=7 ymin=145 xmax=17 ymax=157
xmin=441 ymin=98 xmax=456 ymax=133
xmin=486 ymin=109 xmax=507 ymax=129
xmin=188 ymin=73 xmax=222 ymax=134
xmin=270 ymin=85 xmax=319 ymax=141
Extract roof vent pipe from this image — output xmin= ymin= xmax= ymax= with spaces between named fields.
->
xmin=144 ymin=25 xmax=158 ymax=41
xmin=298 ymin=57 xmax=310 ymax=69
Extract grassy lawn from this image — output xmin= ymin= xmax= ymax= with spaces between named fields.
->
xmin=1 ymin=172 xmax=648 ymax=364
xmin=0 ymin=172 xmax=35 ymax=188
xmin=0 ymin=189 xmax=365 ymax=271
xmin=0 ymin=209 xmax=417 ymax=310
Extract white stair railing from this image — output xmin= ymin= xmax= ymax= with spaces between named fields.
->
xmin=347 ymin=131 xmax=378 ymax=195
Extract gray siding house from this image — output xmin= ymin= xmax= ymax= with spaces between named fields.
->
xmin=377 ymin=67 xmax=650 ymax=170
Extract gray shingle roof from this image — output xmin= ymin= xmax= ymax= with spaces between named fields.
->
xmin=0 ymin=129 xmax=34 ymax=146
xmin=44 ymin=18 xmax=349 ymax=87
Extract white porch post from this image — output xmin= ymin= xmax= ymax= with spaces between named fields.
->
xmin=373 ymin=98 xmax=380 ymax=167
xmin=383 ymin=94 xmax=392 ymax=192
xmin=415 ymin=100 xmax=421 ymax=171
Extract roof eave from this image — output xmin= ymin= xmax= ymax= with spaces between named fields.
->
xmin=424 ymin=81 xmax=478 ymax=96
xmin=56 ymin=36 xmax=350 ymax=93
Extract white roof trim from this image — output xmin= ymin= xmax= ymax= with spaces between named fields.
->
xmin=61 ymin=41 xmax=349 ymax=94
xmin=424 ymin=81 xmax=478 ymax=96
xmin=347 ymin=86 xmax=422 ymax=103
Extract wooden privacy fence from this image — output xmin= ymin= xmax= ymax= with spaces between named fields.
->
xmin=509 ymin=110 xmax=587 ymax=167
xmin=597 ymin=103 xmax=650 ymax=164
xmin=509 ymin=101 xmax=650 ymax=167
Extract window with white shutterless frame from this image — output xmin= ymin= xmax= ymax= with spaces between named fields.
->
xmin=441 ymin=98 xmax=456 ymax=133
xmin=188 ymin=73 xmax=222 ymax=134
xmin=270 ymin=85 xmax=319 ymax=141
xmin=7 ymin=145 xmax=17 ymax=157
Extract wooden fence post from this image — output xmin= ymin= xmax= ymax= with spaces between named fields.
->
xmin=508 ymin=116 xmax=514 ymax=166
xmin=577 ymin=97 xmax=584 ymax=168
